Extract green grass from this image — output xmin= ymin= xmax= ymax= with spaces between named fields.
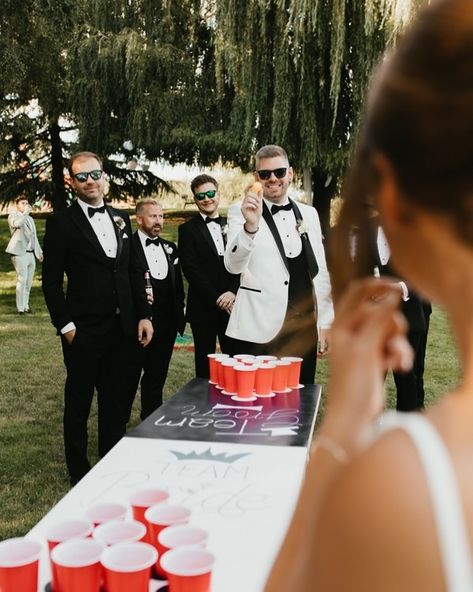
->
xmin=0 ymin=213 xmax=461 ymax=540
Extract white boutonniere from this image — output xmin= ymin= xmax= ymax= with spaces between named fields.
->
xmin=113 ymin=215 xmax=126 ymax=231
xmin=221 ymin=224 xmax=228 ymax=236
xmin=163 ymin=243 xmax=173 ymax=256
xmin=296 ymin=219 xmax=309 ymax=236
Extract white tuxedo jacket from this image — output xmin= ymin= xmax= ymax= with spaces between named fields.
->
xmin=5 ymin=211 xmax=43 ymax=259
xmin=224 ymin=199 xmax=334 ymax=343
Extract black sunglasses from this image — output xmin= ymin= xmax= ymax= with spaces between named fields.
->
xmin=194 ymin=189 xmax=217 ymax=201
xmin=73 ymin=170 xmax=103 ymax=183
xmin=256 ymin=167 xmax=287 ymax=180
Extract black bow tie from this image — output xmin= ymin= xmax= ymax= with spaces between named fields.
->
xmin=205 ymin=216 xmax=221 ymax=225
xmin=88 ymin=205 xmax=106 ymax=218
xmin=271 ymin=203 xmax=292 ymax=215
xmin=145 ymin=237 xmax=160 ymax=247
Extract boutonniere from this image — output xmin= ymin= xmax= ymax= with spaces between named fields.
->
xmin=221 ymin=224 xmax=228 ymax=236
xmin=113 ymin=215 xmax=126 ymax=231
xmin=163 ymin=243 xmax=173 ymax=256
xmin=296 ymin=219 xmax=309 ymax=236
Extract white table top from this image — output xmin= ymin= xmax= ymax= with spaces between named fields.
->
xmin=29 ymin=436 xmax=310 ymax=592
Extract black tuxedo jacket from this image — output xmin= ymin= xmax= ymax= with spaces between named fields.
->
xmin=178 ymin=214 xmax=239 ymax=323
xmin=364 ymin=217 xmax=430 ymax=334
xmin=42 ymin=200 xmax=137 ymax=336
xmin=130 ymin=232 xmax=185 ymax=335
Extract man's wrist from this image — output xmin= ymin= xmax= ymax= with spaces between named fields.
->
xmin=243 ymin=223 xmax=259 ymax=235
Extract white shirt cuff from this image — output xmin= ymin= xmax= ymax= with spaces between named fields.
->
xmin=399 ymin=281 xmax=409 ymax=302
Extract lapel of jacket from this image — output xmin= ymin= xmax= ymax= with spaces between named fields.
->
xmin=107 ymin=206 xmax=124 ymax=264
xmin=69 ymin=201 xmax=112 ymax=263
xmin=290 ymin=199 xmax=319 ymax=279
xmin=161 ymin=238 xmax=176 ymax=292
xmin=219 ymin=216 xmax=228 ymax=248
xmin=133 ymin=232 xmax=149 ymax=271
xmin=261 ymin=201 xmax=290 ymax=273
xmin=196 ymin=215 xmax=220 ymax=257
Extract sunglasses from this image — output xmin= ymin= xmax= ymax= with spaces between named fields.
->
xmin=73 ymin=170 xmax=103 ymax=183
xmin=194 ymin=189 xmax=217 ymax=201
xmin=256 ymin=167 xmax=287 ymax=180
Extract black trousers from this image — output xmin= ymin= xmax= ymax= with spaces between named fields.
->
xmin=393 ymin=328 xmax=427 ymax=412
xmin=190 ymin=310 xmax=238 ymax=379
xmin=139 ymin=321 xmax=177 ymax=420
xmin=61 ymin=318 xmax=141 ymax=483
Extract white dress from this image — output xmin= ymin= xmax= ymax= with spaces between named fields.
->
xmin=380 ymin=412 xmax=473 ymax=591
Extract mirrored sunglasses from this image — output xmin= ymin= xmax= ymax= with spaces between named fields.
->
xmin=73 ymin=170 xmax=103 ymax=183
xmin=256 ymin=167 xmax=287 ymax=180
xmin=195 ymin=190 xmax=217 ymax=201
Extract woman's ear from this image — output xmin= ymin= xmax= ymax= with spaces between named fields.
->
xmin=373 ymin=153 xmax=413 ymax=226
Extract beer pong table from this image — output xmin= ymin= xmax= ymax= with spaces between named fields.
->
xmin=29 ymin=378 xmax=321 ymax=591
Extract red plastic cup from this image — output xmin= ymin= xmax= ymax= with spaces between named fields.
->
xmin=130 ymin=489 xmax=170 ymax=543
xmin=215 ymin=354 xmax=229 ymax=389
xmin=221 ymin=359 xmax=238 ymax=394
xmin=233 ymin=364 xmax=257 ymax=400
xmin=255 ymin=355 xmax=278 ymax=363
xmin=156 ymin=525 xmax=208 ymax=578
xmin=84 ymin=502 xmax=127 ymax=527
xmin=101 ymin=541 xmax=157 ymax=592
xmin=254 ymin=363 xmax=276 ymax=397
xmin=233 ymin=354 xmax=255 ymax=362
xmin=144 ymin=504 xmax=192 ymax=551
xmin=272 ymin=360 xmax=291 ymax=392
xmin=160 ymin=547 xmax=215 ymax=592
xmin=47 ymin=519 xmax=95 ymax=592
xmin=51 ymin=538 xmax=103 ymax=592
xmin=207 ymin=353 xmax=222 ymax=384
xmin=93 ymin=520 xmax=146 ymax=546
xmin=281 ymin=356 xmax=304 ymax=388
xmin=0 ymin=538 xmax=42 ymax=592
xmin=47 ymin=519 xmax=94 ymax=552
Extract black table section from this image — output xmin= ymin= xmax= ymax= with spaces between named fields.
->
xmin=127 ymin=378 xmax=321 ymax=447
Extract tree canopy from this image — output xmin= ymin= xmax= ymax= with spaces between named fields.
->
xmin=0 ymin=0 xmax=426 ymax=212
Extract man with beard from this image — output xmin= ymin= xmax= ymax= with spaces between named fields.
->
xmin=131 ymin=199 xmax=185 ymax=418
xmin=178 ymin=174 xmax=239 ymax=378
xmin=224 ymin=145 xmax=334 ymax=384
xmin=42 ymin=152 xmax=153 ymax=485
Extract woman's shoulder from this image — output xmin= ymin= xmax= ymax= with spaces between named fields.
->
xmin=311 ymin=425 xmax=445 ymax=591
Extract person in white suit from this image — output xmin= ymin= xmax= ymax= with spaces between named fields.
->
xmin=224 ymin=145 xmax=334 ymax=383
xmin=5 ymin=196 xmax=43 ymax=314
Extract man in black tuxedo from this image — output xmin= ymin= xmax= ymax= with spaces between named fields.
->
xmin=178 ymin=174 xmax=239 ymax=378
xmin=131 ymin=199 xmax=185 ymax=418
xmin=42 ymin=151 xmax=153 ymax=485
xmin=364 ymin=214 xmax=431 ymax=410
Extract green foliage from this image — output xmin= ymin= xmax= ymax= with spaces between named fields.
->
xmin=0 ymin=0 xmax=428 ymax=210
xmin=213 ymin=0 xmax=426 ymax=174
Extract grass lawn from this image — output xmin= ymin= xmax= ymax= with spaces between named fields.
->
xmin=0 ymin=212 xmax=461 ymax=540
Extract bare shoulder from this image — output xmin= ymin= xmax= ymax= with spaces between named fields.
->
xmin=311 ymin=429 xmax=444 ymax=592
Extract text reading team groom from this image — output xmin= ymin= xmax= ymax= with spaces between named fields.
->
xmin=42 ymin=151 xmax=153 ymax=485
xmin=224 ymin=145 xmax=334 ymax=383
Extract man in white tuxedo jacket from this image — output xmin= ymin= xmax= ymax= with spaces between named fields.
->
xmin=224 ymin=145 xmax=334 ymax=383
xmin=5 ymin=196 xmax=43 ymax=314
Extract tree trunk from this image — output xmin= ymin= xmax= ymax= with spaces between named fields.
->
xmin=49 ymin=120 xmax=67 ymax=211
xmin=311 ymin=168 xmax=338 ymax=240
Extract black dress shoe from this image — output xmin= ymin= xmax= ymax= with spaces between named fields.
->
xmin=18 ymin=311 xmax=25 ymax=315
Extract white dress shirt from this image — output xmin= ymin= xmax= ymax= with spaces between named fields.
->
xmin=263 ymin=198 xmax=302 ymax=258
xmin=61 ymin=200 xmax=118 ymax=335
xmin=200 ymin=213 xmax=225 ymax=256
xmin=138 ymin=230 xmax=169 ymax=279
xmin=376 ymin=226 xmax=409 ymax=301
xmin=77 ymin=199 xmax=117 ymax=258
